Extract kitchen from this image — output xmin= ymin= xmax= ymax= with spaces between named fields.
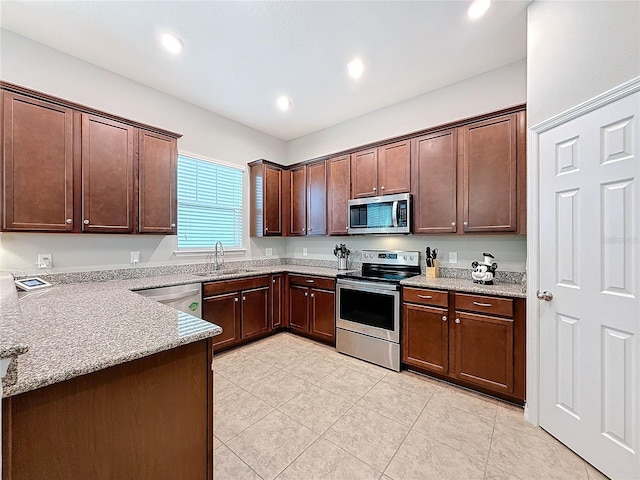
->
xmin=1 ymin=1 xmax=639 ymax=480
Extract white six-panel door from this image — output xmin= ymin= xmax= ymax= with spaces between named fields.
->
xmin=538 ymin=90 xmax=640 ymax=479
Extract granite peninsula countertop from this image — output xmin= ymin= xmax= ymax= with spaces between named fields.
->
xmin=400 ymin=274 xmax=527 ymax=298
xmin=1 ymin=265 xmax=346 ymax=398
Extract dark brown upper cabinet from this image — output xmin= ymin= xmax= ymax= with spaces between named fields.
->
xmin=326 ymin=155 xmax=350 ymax=235
xmin=351 ymin=140 xmax=410 ymax=199
xmin=1 ymin=83 xmax=181 ymax=234
xmin=138 ymin=130 xmax=177 ymax=234
xmin=249 ymin=160 xmax=283 ymax=236
xmin=81 ymin=114 xmax=135 ymax=233
xmin=411 ymin=129 xmax=458 ymax=234
xmin=287 ymin=161 xmax=326 ymax=236
xmin=2 ymin=92 xmax=75 ymax=232
xmin=459 ymin=113 xmax=518 ymax=233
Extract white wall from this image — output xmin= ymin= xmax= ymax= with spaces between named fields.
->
xmin=527 ymin=0 xmax=640 ymax=126
xmin=0 ymin=30 xmax=287 ymax=274
xmin=286 ymin=60 xmax=527 ymax=163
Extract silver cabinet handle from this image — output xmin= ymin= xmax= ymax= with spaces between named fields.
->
xmin=373 ymin=187 xmax=377 ymax=192
xmin=463 ymin=221 xmax=468 ymax=227
xmin=418 ymin=294 xmax=433 ymax=299
xmin=242 ymin=296 xmax=246 ymax=301
xmin=265 ymin=227 xmax=269 ymax=232
xmin=381 ymin=186 xmax=385 ymax=190
xmin=536 ymin=290 xmax=554 ymax=301
xmin=473 ymin=301 xmax=492 ymax=307
xmin=66 ymin=218 xmax=72 ymax=224
xmin=302 ymin=228 xmax=306 ymax=232
xmin=455 ymin=318 xmax=460 ymax=324
xmin=451 ymin=222 xmax=456 ymax=227
xmin=304 ymin=292 xmax=308 ymax=297
xmin=442 ymin=315 xmax=447 ymax=322
xmin=234 ymin=297 xmax=239 ymax=302
xmin=83 ymin=219 xmax=89 ymax=225
xmin=311 ymin=293 xmax=314 ymax=298
xmin=171 ymin=223 xmax=176 ymax=228
xmin=306 ymin=279 xmax=314 ymax=283
xmin=273 ymin=279 xmax=276 ymax=283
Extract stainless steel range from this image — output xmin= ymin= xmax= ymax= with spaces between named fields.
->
xmin=336 ymin=249 xmax=421 ymax=371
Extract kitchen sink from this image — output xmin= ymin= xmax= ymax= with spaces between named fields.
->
xmin=192 ymin=269 xmax=256 ymax=277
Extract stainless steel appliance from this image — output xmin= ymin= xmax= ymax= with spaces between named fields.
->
xmin=347 ymin=193 xmax=412 ymax=234
xmin=336 ymin=249 xmax=420 ymax=371
xmin=137 ymin=283 xmax=202 ymax=318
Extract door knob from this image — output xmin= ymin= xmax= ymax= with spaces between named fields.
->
xmin=536 ymin=290 xmax=554 ymax=301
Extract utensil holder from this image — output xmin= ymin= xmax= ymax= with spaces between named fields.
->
xmin=338 ymin=257 xmax=348 ymax=270
xmin=426 ymin=260 xmax=439 ymax=279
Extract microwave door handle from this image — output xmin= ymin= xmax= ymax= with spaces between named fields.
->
xmin=392 ymin=200 xmax=398 ymax=227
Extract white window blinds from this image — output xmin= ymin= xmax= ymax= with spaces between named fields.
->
xmin=177 ymin=154 xmax=243 ymax=249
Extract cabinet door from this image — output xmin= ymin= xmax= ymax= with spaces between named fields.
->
xmin=351 ymin=148 xmax=378 ymax=198
xmin=2 ymin=92 xmax=75 ymax=231
xmin=310 ymin=288 xmax=335 ymax=344
xmin=306 ymin=161 xmax=326 ymax=236
xmin=81 ymin=114 xmax=135 ymax=232
xmin=460 ymin=114 xmax=517 ymax=232
xmin=288 ymin=285 xmax=309 ymax=331
xmin=326 ymin=155 xmax=350 ymax=235
xmin=241 ymin=286 xmax=270 ymax=339
xmin=452 ymin=311 xmax=514 ymax=395
xmin=270 ymin=274 xmax=283 ymax=329
xmin=402 ymin=303 xmax=449 ymax=374
xmin=138 ymin=130 xmax=177 ymax=234
xmin=378 ymin=140 xmax=410 ymax=196
xmin=264 ymin=164 xmax=283 ymax=235
xmin=411 ymin=130 xmax=457 ymax=234
xmin=203 ymin=292 xmax=241 ymax=351
xmin=289 ymin=166 xmax=307 ymax=235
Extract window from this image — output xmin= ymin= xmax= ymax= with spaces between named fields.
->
xmin=177 ymin=154 xmax=243 ymax=249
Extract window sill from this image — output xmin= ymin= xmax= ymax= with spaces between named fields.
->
xmin=173 ymin=248 xmax=247 ymax=257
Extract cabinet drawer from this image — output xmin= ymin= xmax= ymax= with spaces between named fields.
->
xmin=203 ymin=275 xmax=270 ymax=297
xmin=288 ymin=274 xmax=335 ymax=290
xmin=455 ymin=293 xmax=513 ymax=318
xmin=403 ymin=287 xmax=448 ymax=307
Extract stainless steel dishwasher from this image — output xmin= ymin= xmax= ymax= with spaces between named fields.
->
xmin=137 ymin=283 xmax=202 ymax=318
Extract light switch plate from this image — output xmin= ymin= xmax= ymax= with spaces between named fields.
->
xmin=131 ymin=251 xmax=140 ymax=265
xmin=303 ymin=248 xmax=308 ymax=256
xmin=38 ymin=254 xmax=52 ymax=269
xmin=449 ymin=252 xmax=458 ymax=264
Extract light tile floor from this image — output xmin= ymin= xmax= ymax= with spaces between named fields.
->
xmin=213 ymin=332 xmax=609 ymax=480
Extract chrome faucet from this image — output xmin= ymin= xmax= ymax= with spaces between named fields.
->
xmin=213 ymin=241 xmax=224 ymax=271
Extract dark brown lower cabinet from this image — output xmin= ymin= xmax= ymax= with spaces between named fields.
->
xmin=402 ymin=303 xmax=448 ymax=374
xmin=2 ymin=340 xmax=213 ymax=480
xmin=203 ymin=276 xmax=271 ymax=353
xmin=288 ymin=275 xmax=336 ymax=345
xmin=402 ymin=288 xmax=525 ymax=404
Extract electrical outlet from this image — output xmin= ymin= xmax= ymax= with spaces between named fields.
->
xmin=303 ymin=248 xmax=308 ymax=256
xmin=38 ymin=254 xmax=52 ymax=269
xmin=265 ymin=248 xmax=273 ymax=256
xmin=449 ymin=252 xmax=458 ymax=264
xmin=131 ymin=251 xmax=140 ymax=265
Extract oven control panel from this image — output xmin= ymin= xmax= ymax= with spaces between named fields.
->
xmin=361 ymin=250 xmax=420 ymax=267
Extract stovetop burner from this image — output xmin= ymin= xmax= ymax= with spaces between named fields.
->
xmin=337 ymin=249 xmax=421 ymax=284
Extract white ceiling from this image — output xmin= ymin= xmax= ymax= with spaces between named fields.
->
xmin=0 ymin=1 xmax=529 ymax=141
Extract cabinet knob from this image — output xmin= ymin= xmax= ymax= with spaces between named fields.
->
xmin=273 ymin=279 xmax=276 ymax=283
xmin=302 ymin=228 xmax=306 ymax=232
xmin=463 ymin=221 xmax=468 ymax=228
xmin=451 ymin=222 xmax=456 ymax=227
xmin=442 ymin=316 xmax=447 ymax=322
xmin=455 ymin=318 xmax=461 ymax=324
xmin=66 ymin=218 xmax=72 ymax=224
xmin=265 ymin=227 xmax=269 ymax=232
xmin=373 ymin=187 xmax=377 ymax=192
xmin=235 ymin=297 xmax=239 ymax=302
xmin=311 ymin=293 xmax=314 ymax=298
xmin=171 ymin=223 xmax=176 ymax=228
xmin=83 ymin=219 xmax=89 ymax=225
xmin=243 ymin=296 xmax=246 ymax=301
xmin=381 ymin=186 xmax=385 ymax=191
xmin=305 ymin=292 xmax=308 ymax=297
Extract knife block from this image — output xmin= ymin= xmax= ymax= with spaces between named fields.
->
xmin=425 ymin=260 xmax=439 ymax=279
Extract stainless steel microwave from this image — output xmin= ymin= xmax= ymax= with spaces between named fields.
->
xmin=347 ymin=193 xmax=412 ymax=234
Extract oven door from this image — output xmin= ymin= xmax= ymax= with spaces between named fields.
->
xmin=336 ymin=278 xmax=400 ymax=343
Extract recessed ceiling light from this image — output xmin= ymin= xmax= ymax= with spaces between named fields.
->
xmin=468 ymin=0 xmax=491 ymax=20
xmin=277 ymin=96 xmax=292 ymax=111
xmin=161 ymin=33 xmax=184 ymax=54
xmin=348 ymin=58 xmax=365 ymax=80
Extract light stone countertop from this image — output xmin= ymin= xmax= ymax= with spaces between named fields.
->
xmin=400 ymin=274 xmax=527 ymax=298
xmin=2 ymin=265 xmax=347 ymax=398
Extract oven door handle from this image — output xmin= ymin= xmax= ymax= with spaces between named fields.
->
xmin=392 ymin=200 xmax=398 ymax=227
xmin=337 ymin=278 xmax=399 ymax=292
